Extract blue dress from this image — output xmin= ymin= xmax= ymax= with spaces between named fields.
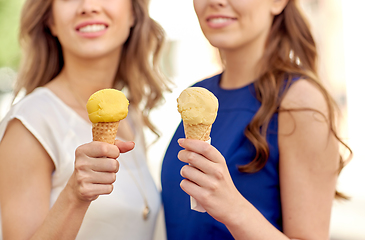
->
xmin=161 ymin=73 xmax=282 ymax=240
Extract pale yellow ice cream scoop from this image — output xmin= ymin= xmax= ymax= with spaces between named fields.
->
xmin=177 ymin=87 xmax=218 ymax=125
xmin=86 ymin=89 xmax=129 ymax=144
xmin=177 ymin=87 xmax=218 ymax=141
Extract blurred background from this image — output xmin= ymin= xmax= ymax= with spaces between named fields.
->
xmin=0 ymin=0 xmax=364 ymax=239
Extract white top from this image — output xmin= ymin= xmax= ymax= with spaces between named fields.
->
xmin=0 ymin=87 xmax=160 ymax=240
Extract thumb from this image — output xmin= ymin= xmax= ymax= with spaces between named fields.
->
xmin=115 ymin=140 xmax=135 ymax=153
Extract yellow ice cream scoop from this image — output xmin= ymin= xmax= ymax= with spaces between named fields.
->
xmin=86 ymin=89 xmax=129 ymax=144
xmin=177 ymin=87 xmax=218 ymax=126
xmin=86 ymin=89 xmax=129 ymax=123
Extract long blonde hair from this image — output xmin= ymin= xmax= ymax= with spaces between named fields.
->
xmin=234 ymin=0 xmax=351 ymax=198
xmin=16 ymin=0 xmax=170 ymax=135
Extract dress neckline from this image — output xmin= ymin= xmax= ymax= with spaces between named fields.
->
xmin=214 ymin=72 xmax=256 ymax=93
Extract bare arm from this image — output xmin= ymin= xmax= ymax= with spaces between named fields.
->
xmin=278 ymin=79 xmax=339 ymax=239
xmin=0 ymin=119 xmax=134 ymax=240
xmin=177 ymin=80 xmax=339 ymax=239
xmin=0 ymin=119 xmax=54 ymax=239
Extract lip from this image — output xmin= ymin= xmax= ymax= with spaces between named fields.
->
xmin=75 ymin=21 xmax=109 ymax=38
xmin=206 ymin=15 xmax=237 ymax=29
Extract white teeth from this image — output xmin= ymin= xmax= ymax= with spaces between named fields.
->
xmin=79 ymin=24 xmax=106 ymax=33
xmin=209 ymin=18 xmax=231 ymax=24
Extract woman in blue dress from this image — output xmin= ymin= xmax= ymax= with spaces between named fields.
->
xmin=161 ymin=0 xmax=351 ymax=239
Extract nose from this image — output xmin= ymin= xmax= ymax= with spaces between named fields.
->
xmin=208 ymin=0 xmax=228 ymax=8
xmin=77 ymin=0 xmax=101 ymax=15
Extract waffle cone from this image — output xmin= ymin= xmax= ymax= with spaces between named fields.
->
xmin=183 ymin=122 xmax=211 ymax=141
xmin=92 ymin=121 xmax=119 ymax=144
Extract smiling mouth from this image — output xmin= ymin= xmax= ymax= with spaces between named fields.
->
xmin=78 ymin=24 xmax=107 ymax=33
xmin=208 ymin=17 xmax=236 ymax=24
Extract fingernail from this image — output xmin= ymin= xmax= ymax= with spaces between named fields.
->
xmin=178 ymin=138 xmax=185 ymax=145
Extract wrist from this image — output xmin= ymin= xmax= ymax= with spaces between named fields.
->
xmin=221 ymin=195 xmax=250 ymax=237
xmin=63 ymin=174 xmax=92 ymax=210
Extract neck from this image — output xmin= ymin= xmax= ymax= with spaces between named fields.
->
xmin=60 ymin=49 xmax=121 ymax=101
xmin=219 ymin=31 xmax=267 ymax=90
xmin=44 ymin=49 xmax=122 ymax=122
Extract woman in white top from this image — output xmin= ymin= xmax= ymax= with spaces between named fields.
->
xmin=0 ymin=0 xmax=170 ymax=239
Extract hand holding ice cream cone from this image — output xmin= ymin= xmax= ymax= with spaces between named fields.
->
xmin=86 ymin=89 xmax=129 ymax=144
xmin=68 ymin=89 xmax=133 ymax=203
xmin=177 ymin=87 xmax=218 ymax=212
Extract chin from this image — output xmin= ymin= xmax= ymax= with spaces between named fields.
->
xmin=207 ymin=38 xmax=238 ymax=50
xmin=75 ymin=45 xmax=121 ymax=59
xmin=85 ymin=52 xmax=119 ymax=60
xmin=202 ymin=31 xmax=240 ymax=49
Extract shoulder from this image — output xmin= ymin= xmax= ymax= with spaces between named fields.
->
xmin=278 ymin=78 xmax=335 ymax=145
xmin=0 ymin=87 xmax=64 ymax=144
xmin=0 ymin=88 xmax=72 ymax=167
xmin=278 ymin=78 xmax=334 ymax=142
xmin=0 ymin=88 xmax=51 ymax=129
xmin=281 ymin=79 xmax=329 ymax=116
xmin=11 ymin=88 xmax=56 ymax=116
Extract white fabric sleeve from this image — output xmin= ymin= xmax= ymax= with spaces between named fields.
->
xmin=0 ymin=93 xmax=61 ymax=170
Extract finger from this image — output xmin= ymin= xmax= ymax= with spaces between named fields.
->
xmin=90 ymin=158 xmax=119 ymax=173
xmin=178 ymin=138 xmax=224 ymax=164
xmin=89 ymin=171 xmax=117 ymax=185
xmin=180 ymin=179 xmax=206 ymax=202
xmin=79 ymin=183 xmax=114 ymax=201
xmin=77 ymin=141 xmax=120 ymax=159
xmin=178 ymin=149 xmax=216 ymax=174
xmin=96 ymin=184 xmax=114 ymax=196
xmin=115 ymin=140 xmax=135 ymax=153
xmin=180 ymin=164 xmax=211 ymax=188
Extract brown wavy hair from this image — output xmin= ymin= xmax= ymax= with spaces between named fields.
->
xmin=235 ymin=0 xmax=351 ymax=198
xmin=15 ymin=0 xmax=170 ymax=136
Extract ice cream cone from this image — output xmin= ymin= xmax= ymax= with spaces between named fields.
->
xmin=177 ymin=87 xmax=218 ymax=213
xmin=87 ymin=89 xmax=129 ymax=144
xmin=183 ymin=122 xmax=211 ymax=141
xmin=92 ymin=121 xmax=120 ymax=144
